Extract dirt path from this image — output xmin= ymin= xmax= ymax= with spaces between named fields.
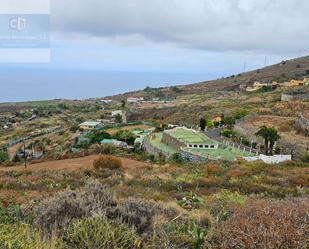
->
xmin=0 ymin=155 xmax=150 ymax=172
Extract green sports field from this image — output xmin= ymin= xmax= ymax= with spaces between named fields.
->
xmin=164 ymin=128 xmax=217 ymax=145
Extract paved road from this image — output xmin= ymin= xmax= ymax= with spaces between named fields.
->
xmin=205 ymin=127 xmax=225 ymax=141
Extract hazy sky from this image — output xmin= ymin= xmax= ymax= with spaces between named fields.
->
xmin=1 ymin=0 xmax=309 ymax=102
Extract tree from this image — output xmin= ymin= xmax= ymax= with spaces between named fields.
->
xmin=87 ymin=130 xmax=111 ymax=144
xmin=222 ymin=116 xmax=235 ymax=128
xmin=115 ymin=114 xmax=123 ymax=124
xmin=268 ymin=127 xmax=281 ymax=155
xmin=114 ymin=129 xmax=135 ymax=144
xmin=121 ymin=100 xmax=126 ymax=108
xmin=255 ymin=126 xmax=270 ymax=155
xmin=255 ymin=126 xmax=280 ymax=155
xmin=199 ymin=118 xmax=206 ymax=131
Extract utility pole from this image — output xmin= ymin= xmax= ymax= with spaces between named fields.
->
xmin=243 ymin=62 xmax=246 ymax=73
xmin=264 ymin=56 xmax=267 ymax=67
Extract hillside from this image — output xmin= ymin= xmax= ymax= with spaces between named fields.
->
xmin=108 ymin=55 xmax=309 ymax=100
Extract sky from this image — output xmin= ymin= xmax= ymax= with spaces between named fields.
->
xmin=0 ymin=0 xmax=309 ymax=102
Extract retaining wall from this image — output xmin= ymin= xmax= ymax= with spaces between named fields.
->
xmin=143 ymin=138 xmax=171 ymax=159
xmin=161 ymin=132 xmax=186 ymax=150
xmin=244 ymin=154 xmax=292 ymax=164
xmin=281 ymin=93 xmax=309 ymax=102
xmin=179 ymin=149 xmax=208 ymax=163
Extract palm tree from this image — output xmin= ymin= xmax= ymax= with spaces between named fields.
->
xmin=268 ymin=127 xmax=281 ymax=155
xmin=255 ymin=126 xmax=281 ymax=155
xmin=255 ymin=125 xmax=270 ymax=155
xmin=199 ymin=118 xmax=206 ymax=131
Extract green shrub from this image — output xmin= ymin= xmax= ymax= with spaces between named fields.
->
xmin=171 ymin=153 xmax=185 ymax=164
xmin=208 ymin=190 xmax=247 ymax=222
xmin=221 ymin=129 xmax=236 ymax=138
xmin=87 ymin=130 xmax=111 ymax=144
xmin=177 ymin=192 xmax=204 ymax=210
xmin=93 ymin=155 xmax=122 ymax=171
xmin=114 ymin=130 xmax=135 ymax=144
xmin=0 ymin=202 xmax=22 ymax=224
xmin=0 ymin=151 xmax=9 ymax=163
xmin=153 ymin=220 xmax=207 ymax=249
xmin=0 ymin=224 xmax=58 ymax=249
xmin=59 ymin=217 xmax=141 ymax=249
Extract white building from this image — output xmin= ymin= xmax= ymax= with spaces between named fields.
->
xmin=127 ymin=97 xmax=144 ymax=104
xmin=101 ymin=99 xmax=113 ymax=104
xmin=111 ymin=110 xmax=123 ymax=117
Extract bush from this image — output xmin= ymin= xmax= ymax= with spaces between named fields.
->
xmin=177 ymin=192 xmax=204 ymax=210
xmin=208 ymin=190 xmax=247 ymax=222
xmin=205 ymin=164 xmax=222 ymax=177
xmin=300 ymin=152 xmax=309 ymax=163
xmin=31 ymin=181 xmax=180 ymax=237
xmin=221 ymin=129 xmax=236 ymax=138
xmin=0 ymin=224 xmax=58 ymax=249
xmin=91 ymin=144 xmax=116 ymax=155
xmin=219 ymin=199 xmax=309 ymax=249
xmin=59 ymin=217 xmax=141 ymax=249
xmin=93 ymin=156 xmax=122 ymax=171
xmin=87 ymin=130 xmax=111 ymax=144
xmin=114 ymin=130 xmax=135 ymax=144
xmin=0 ymin=202 xmax=23 ymax=224
xmin=171 ymin=153 xmax=185 ymax=164
xmin=32 ymin=181 xmax=117 ymax=235
xmin=0 ymin=151 xmax=9 ymax=163
xmin=151 ymin=218 xmax=209 ymax=249
xmin=107 ymin=198 xmax=178 ymax=234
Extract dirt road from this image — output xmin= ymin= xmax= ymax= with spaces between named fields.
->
xmin=0 ymin=155 xmax=150 ymax=172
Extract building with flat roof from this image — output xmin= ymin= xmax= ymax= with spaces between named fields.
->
xmin=162 ymin=127 xmax=219 ymax=150
xmin=127 ymin=97 xmax=144 ymax=104
xmin=79 ymin=121 xmax=102 ymax=130
xmin=101 ymin=139 xmax=128 ymax=148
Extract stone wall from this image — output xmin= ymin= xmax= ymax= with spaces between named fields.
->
xmin=179 ymin=149 xmax=208 ymax=163
xmin=161 ymin=132 xmax=186 ymax=150
xmin=143 ymin=138 xmax=171 ymax=159
xmin=281 ymin=93 xmax=309 ymax=102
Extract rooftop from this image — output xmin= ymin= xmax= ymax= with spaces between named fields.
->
xmin=164 ymin=127 xmax=217 ymax=145
xmin=79 ymin=121 xmax=101 ymax=127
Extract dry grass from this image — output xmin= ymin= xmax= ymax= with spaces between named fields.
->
xmin=219 ymin=198 xmax=309 ymax=249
